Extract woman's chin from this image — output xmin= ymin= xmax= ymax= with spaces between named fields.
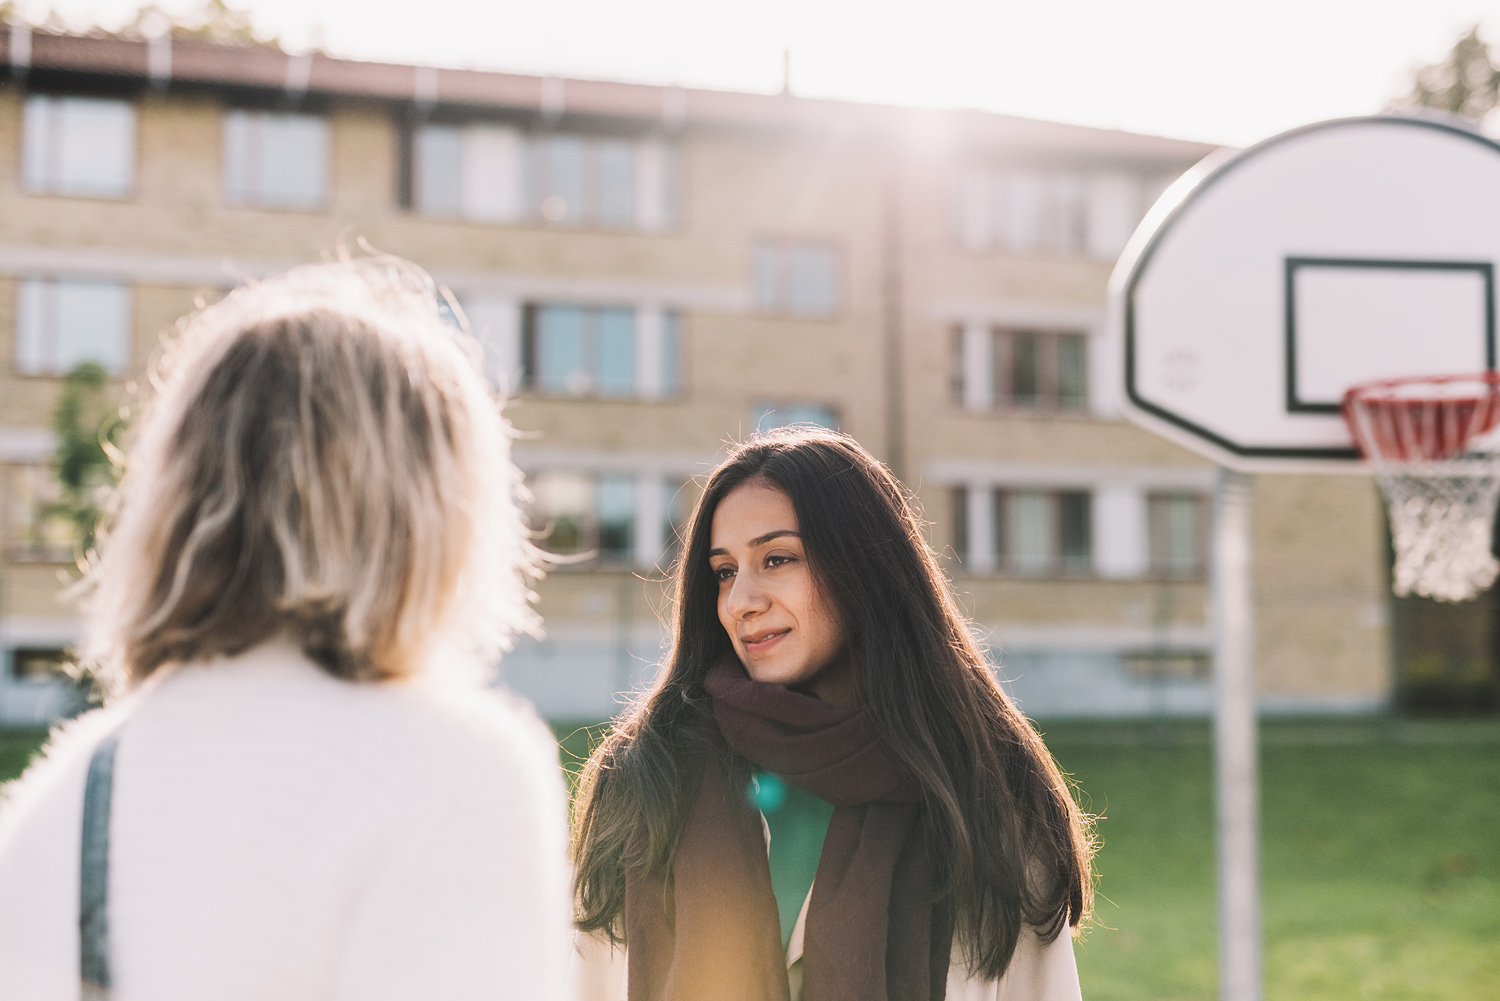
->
xmin=742 ymin=658 xmax=810 ymax=689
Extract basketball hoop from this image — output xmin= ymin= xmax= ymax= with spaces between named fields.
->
xmin=1111 ymin=116 xmax=1500 ymax=1001
xmin=1343 ymin=373 xmax=1500 ymax=602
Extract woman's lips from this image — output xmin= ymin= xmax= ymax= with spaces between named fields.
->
xmin=742 ymin=628 xmax=789 ymax=655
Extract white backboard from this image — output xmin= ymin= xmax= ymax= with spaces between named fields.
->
xmin=1110 ymin=115 xmax=1500 ymax=472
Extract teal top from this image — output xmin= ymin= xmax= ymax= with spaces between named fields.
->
xmin=751 ymin=773 xmax=835 ymax=948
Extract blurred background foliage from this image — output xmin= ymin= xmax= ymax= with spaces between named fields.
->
xmin=1396 ymin=25 xmax=1500 ymax=125
xmin=46 ymin=361 xmax=125 ymax=560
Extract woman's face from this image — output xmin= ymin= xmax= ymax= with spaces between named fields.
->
xmin=708 ymin=480 xmax=851 ymax=700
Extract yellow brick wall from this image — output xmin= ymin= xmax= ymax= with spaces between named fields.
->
xmin=0 ymin=83 xmax=1396 ymax=712
xmin=1251 ymin=474 xmax=1390 ymax=698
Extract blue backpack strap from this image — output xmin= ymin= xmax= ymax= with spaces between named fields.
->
xmin=80 ymin=732 xmax=120 ymax=998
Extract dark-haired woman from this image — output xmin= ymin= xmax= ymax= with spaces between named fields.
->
xmin=571 ymin=428 xmax=1092 ymax=1001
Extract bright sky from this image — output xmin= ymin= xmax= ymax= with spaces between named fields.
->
xmin=19 ymin=0 xmax=1500 ymax=147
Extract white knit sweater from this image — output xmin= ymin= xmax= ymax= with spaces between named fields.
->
xmin=0 ymin=641 xmax=573 ymax=1001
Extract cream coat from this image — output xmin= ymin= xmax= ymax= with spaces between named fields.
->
xmin=0 ymin=642 xmax=574 ymax=1001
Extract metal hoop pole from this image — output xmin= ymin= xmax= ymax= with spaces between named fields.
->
xmin=1212 ymin=467 xmax=1262 ymax=1001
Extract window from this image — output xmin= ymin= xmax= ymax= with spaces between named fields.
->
xmin=1004 ymin=491 xmax=1052 ymax=575
xmin=995 ymin=489 xmax=1093 ymax=577
xmin=455 ymin=294 xmax=523 ymax=391
xmin=11 ymin=647 xmax=72 ymax=681
xmin=6 ymin=464 xmax=78 ymax=562
xmin=22 ymin=95 xmax=135 ymax=198
xmin=414 ymin=123 xmax=525 ymax=222
xmin=954 ymin=325 xmax=1090 ymax=413
xmin=412 ymin=126 xmax=680 ymax=228
xmin=661 ymin=311 xmax=682 ymax=396
xmin=521 ymin=304 xmax=681 ymax=399
xmin=661 ymin=478 xmax=692 ymax=563
xmin=528 ymin=471 xmax=683 ymax=566
xmin=1057 ymin=335 xmax=1088 ymax=410
xmin=1008 ymin=171 xmax=1085 ymax=255
xmin=414 ymin=125 xmax=463 ymax=216
xmin=949 ymin=328 xmax=967 ymax=407
xmin=997 ymin=330 xmax=1088 ymax=411
xmin=751 ymin=403 xmax=839 ymax=433
xmin=953 ymin=482 xmax=1203 ymax=580
xmin=532 ymin=471 xmax=591 ymax=556
xmin=1058 ymin=492 xmax=1092 ymax=575
xmin=951 ymin=487 xmax=970 ymax=565
xmin=1010 ymin=333 xmax=1041 ymax=406
xmin=16 ymin=279 xmax=132 ymax=376
xmin=480 ymin=132 xmax=678 ymax=229
xmin=955 ymin=167 xmax=1151 ymax=259
xmin=224 ymin=110 xmax=329 ymax=209
xmin=530 ymin=305 xmax=633 ymax=396
xmin=1124 ymin=650 xmax=1210 ymax=681
xmin=531 ymin=135 xmax=585 ymax=224
xmin=596 ymin=140 xmax=636 ymax=226
xmin=753 ymin=242 xmax=838 ymax=317
xmin=595 ymin=475 xmax=636 ymax=561
xmin=1148 ymin=493 xmax=1206 ymax=578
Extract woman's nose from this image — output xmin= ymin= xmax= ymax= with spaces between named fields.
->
xmin=725 ymin=571 xmax=770 ymax=618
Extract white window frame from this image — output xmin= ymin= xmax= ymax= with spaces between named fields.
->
xmin=526 ymin=469 xmax=688 ymax=568
xmin=415 ymin=127 xmax=680 ymax=231
xmin=22 ymin=94 xmax=137 ymax=199
xmin=524 ymin=133 xmax=680 ymax=230
xmin=458 ymin=294 xmax=523 ymax=393
xmin=414 ymin=123 xmax=524 ymax=223
xmin=752 ymin=241 xmax=840 ymax=318
xmin=953 ymin=325 xmax=1091 ymax=414
xmin=15 ymin=278 xmax=132 ymax=377
xmin=935 ymin=464 xmax=1214 ymax=581
xmin=222 ymin=109 xmax=330 ymax=211
xmin=522 ymin=303 xmax=681 ymax=400
xmin=991 ymin=488 xmax=1094 ymax=578
xmin=1146 ymin=492 xmax=1209 ymax=579
xmin=954 ymin=166 xmax=1163 ymax=261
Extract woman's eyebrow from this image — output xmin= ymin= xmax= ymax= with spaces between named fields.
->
xmin=707 ymin=529 xmax=801 ymax=557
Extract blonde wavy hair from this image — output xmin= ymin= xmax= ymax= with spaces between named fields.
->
xmin=82 ymin=255 xmax=540 ymax=691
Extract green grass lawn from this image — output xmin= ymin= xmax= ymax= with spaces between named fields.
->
xmin=4 ymin=717 xmax=1496 ymax=999
xmin=1042 ymin=719 xmax=1500 ymax=1001
xmin=0 ymin=728 xmax=48 ymax=787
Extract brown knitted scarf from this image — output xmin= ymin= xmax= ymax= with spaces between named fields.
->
xmin=624 ymin=658 xmax=952 ymax=1001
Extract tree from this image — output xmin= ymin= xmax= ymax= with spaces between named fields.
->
xmin=125 ymin=1 xmax=274 ymax=48
xmin=46 ymin=362 xmax=125 ymax=559
xmin=1398 ymin=25 xmax=1500 ymax=125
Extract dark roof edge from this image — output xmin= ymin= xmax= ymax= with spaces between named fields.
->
xmin=0 ymin=25 xmax=1218 ymax=159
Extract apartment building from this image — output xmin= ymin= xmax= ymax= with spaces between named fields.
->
xmin=0 ymin=24 xmax=1393 ymax=726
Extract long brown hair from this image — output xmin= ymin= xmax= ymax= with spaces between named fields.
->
xmin=572 ymin=428 xmax=1093 ymax=980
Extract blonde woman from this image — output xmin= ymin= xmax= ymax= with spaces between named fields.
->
xmin=0 ymin=258 xmax=571 ymax=1001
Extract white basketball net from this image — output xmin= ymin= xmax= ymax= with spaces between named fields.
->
xmin=1375 ymin=462 xmax=1500 ymax=601
xmin=1344 ymin=375 xmax=1500 ymax=603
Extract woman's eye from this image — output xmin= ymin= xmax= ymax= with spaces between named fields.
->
xmin=713 ymin=565 xmax=736 ymax=581
xmin=765 ymin=554 xmax=794 ymax=568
